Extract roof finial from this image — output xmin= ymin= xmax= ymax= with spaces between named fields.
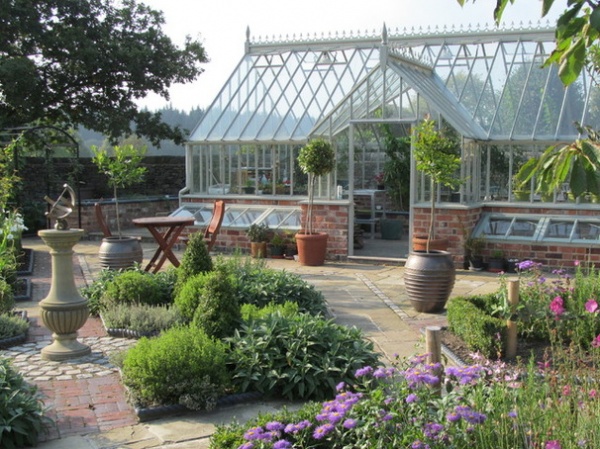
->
xmin=245 ymin=26 xmax=250 ymax=54
xmin=382 ymin=22 xmax=388 ymax=45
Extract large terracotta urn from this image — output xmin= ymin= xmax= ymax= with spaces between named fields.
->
xmin=38 ymin=229 xmax=90 ymax=361
xmin=295 ymin=232 xmax=328 ymax=266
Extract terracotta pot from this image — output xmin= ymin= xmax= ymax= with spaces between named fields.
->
xmin=295 ymin=232 xmax=328 ymax=266
xmin=98 ymin=236 xmax=143 ymax=270
xmin=404 ymin=250 xmax=456 ymax=313
xmin=412 ymin=235 xmax=449 ymax=252
xmin=250 ymin=242 xmax=267 ymax=258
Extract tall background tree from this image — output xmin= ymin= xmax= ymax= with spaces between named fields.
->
xmin=0 ymin=0 xmax=207 ymax=145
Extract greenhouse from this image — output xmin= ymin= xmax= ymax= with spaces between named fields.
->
xmin=178 ymin=23 xmax=599 ymax=266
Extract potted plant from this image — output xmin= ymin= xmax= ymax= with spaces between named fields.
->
xmin=464 ymin=236 xmax=486 ymax=271
xmin=295 ymin=138 xmax=335 ymax=266
xmin=488 ymin=249 xmax=506 ymax=273
xmin=246 ymin=223 xmax=269 ymax=258
xmin=92 ymin=144 xmax=146 ymax=269
xmin=242 ymin=179 xmax=255 ymax=194
xmin=379 ymin=126 xmax=410 ymax=240
xmin=269 ymin=232 xmax=286 ymax=258
xmin=404 ymin=118 xmax=461 ymax=313
xmin=283 ymin=231 xmax=298 ymax=259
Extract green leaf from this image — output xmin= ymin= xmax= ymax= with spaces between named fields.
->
xmin=590 ymin=7 xmax=600 ymax=32
xmin=541 ymin=0 xmax=555 ymax=17
xmin=558 ymin=38 xmax=586 ymax=84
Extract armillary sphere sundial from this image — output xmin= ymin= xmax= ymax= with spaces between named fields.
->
xmin=44 ymin=183 xmax=76 ymax=230
xmin=38 ymin=183 xmax=90 ymax=361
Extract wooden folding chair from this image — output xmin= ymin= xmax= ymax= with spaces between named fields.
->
xmin=203 ymin=200 xmax=225 ymax=251
xmin=94 ymin=202 xmax=112 ymax=237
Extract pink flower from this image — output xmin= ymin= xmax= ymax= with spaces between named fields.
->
xmin=592 ymin=335 xmax=600 ymax=348
xmin=589 ymin=389 xmax=598 ymax=399
xmin=549 ymin=296 xmax=565 ymax=317
xmin=585 ymin=299 xmax=598 ymax=313
xmin=574 ymin=260 xmax=580 ymax=266
xmin=545 ymin=441 xmax=561 ymax=449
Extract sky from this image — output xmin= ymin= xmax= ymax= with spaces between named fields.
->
xmin=138 ymin=0 xmax=566 ymax=112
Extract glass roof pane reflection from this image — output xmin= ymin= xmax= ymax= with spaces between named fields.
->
xmin=576 ymin=222 xmax=600 ymax=241
xmin=486 ymin=218 xmax=512 ymax=236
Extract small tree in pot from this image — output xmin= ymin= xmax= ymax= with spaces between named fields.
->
xmin=296 ymin=138 xmax=335 ymax=266
xmin=92 ymin=144 xmax=147 ymax=269
xmin=405 ymin=119 xmax=461 ymax=313
xmin=412 ymin=118 xmax=462 ymax=252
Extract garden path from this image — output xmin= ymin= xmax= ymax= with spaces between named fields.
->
xmin=12 ymin=236 xmax=501 ymax=449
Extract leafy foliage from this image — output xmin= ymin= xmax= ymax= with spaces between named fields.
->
xmin=227 ymin=311 xmax=381 ymax=401
xmin=240 ymin=301 xmax=300 ymax=323
xmin=81 ymin=268 xmax=122 ymax=315
xmin=189 ymin=270 xmax=240 ymax=339
xmin=214 ymin=256 xmax=327 ymax=316
xmin=121 ymin=326 xmax=230 ymax=410
xmin=101 ymin=270 xmax=171 ymax=309
xmin=0 ymin=358 xmax=51 ymax=449
xmin=174 ymin=232 xmax=213 ymax=296
xmin=0 ymin=0 xmax=207 ymax=144
xmin=101 ymin=303 xmax=182 ymax=335
xmin=0 ymin=278 xmax=14 ymax=315
xmin=0 ymin=314 xmax=28 ymax=339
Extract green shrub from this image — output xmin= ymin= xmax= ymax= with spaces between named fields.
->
xmin=214 ymin=256 xmax=326 ymax=315
xmin=81 ymin=268 xmax=122 ymax=315
xmin=101 ymin=303 xmax=182 ymax=334
xmin=0 ymin=358 xmax=52 ymax=448
xmin=121 ymin=326 xmax=230 ymax=410
xmin=0 ymin=278 xmax=14 ymax=315
xmin=0 ymin=314 xmax=28 ymax=339
xmin=227 ymin=312 xmax=381 ymax=401
xmin=240 ymin=301 xmax=299 ymax=322
xmin=447 ymin=295 xmax=506 ymax=359
xmin=101 ymin=271 xmax=169 ymax=308
xmin=175 ymin=232 xmax=213 ymax=295
xmin=176 ymin=270 xmax=240 ymax=339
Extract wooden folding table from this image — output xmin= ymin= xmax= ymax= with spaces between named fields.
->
xmin=132 ymin=216 xmax=195 ymax=273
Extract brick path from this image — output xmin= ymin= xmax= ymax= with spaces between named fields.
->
xmin=10 ymin=249 xmax=138 ymax=442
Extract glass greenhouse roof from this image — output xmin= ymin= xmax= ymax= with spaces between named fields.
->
xmin=189 ymin=24 xmax=597 ymax=145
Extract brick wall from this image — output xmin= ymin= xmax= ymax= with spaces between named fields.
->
xmin=181 ymin=196 xmax=349 ymax=260
xmin=414 ymin=203 xmax=600 ymax=269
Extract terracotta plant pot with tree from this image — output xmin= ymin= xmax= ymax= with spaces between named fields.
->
xmin=295 ymin=138 xmax=335 ymax=266
xmin=93 ymin=144 xmax=146 ymax=270
xmin=404 ymin=118 xmax=462 ymax=313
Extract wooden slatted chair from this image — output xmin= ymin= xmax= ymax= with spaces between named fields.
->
xmin=203 ymin=200 xmax=225 ymax=251
xmin=94 ymin=202 xmax=112 ymax=238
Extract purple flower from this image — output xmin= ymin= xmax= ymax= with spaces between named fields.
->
xmin=336 ymin=382 xmax=346 ymax=391
xmin=273 ymin=440 xmax=292 ymax=449
xmin=423 ymin=422 xmax=444 ymax=439
xmin=592 ymin=334 xmax=600 ymax=348
xmin=237 ymin=443 xmax=254 ymax=449
xmin=265 ymin=421 xmax=285 ymax=432
xmin=355 ymin=366 xmax=374 ymax=377
xmin=313 ymin=423 xmax=334 ymax=440
xmin=446 ymin=413 xmax=460 ymax=423
xmin=545 ymin=440 xmax=561 ymax=449
xmin=343 ymin=418 xmax=357 ymax=429
xmin=406 ymin=393 xmax=418 ymax=403
xmin=517 ymin=260 xmax=536 ymax=271
xmin=284 ymin=420 xmax=311 ymax=434
xmin=508 ymin=410 xmax=517 ymax=418
xmin=550 ymin=296 xmax=565 ymax=317
xmin=585 ymin=299 xmax=598 ymax=313
xmin=243 ymin=427 xmax=264 ymax=441
xmin=411 ymin=440 xmax=431 ymax=449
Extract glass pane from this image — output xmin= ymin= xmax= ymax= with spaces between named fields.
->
xmin=485 ymin=218 xmax=512 ymax=236
xmin=510 ymin=219 xmax=537 ymax=237
xmin=545 ymin=220 xmax=573 ymax=239
xmin=576 ymin=222 xmax=600 ymax=240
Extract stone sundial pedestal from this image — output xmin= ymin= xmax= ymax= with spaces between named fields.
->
xmin=38 ymin=229 xmax=90 ymax=361
xmin=38 ymin=184 xmax=90 ymax=361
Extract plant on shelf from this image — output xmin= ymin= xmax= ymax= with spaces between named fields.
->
xmin=412 ymin=118 xmax=462 ymax=252
xmin=295 ymin=138 xmax=335 ymax=266
xmin=92 ymin=144 xmax=147 ymax=238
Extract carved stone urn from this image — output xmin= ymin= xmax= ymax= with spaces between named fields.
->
xmin=38 ymin=229 xmax=90 ymax=361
